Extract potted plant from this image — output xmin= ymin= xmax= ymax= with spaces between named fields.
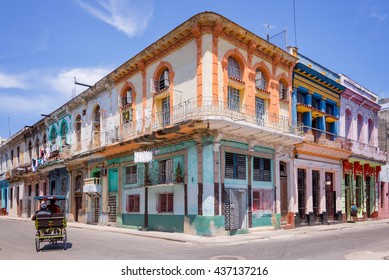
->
xmin=175 ymin=163 xmax=183 ymax=183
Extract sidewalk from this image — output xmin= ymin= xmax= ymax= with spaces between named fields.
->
xmin=3 ymin=215 xmax=388 ymax=245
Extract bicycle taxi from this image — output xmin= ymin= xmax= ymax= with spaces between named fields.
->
xmin=32 ymin=195 xmax=67 ymax=252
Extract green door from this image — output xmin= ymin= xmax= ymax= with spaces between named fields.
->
xmin=108 ymin=168 xmax=119 ymax=192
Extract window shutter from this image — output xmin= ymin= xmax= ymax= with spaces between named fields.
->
xmin=166 ymin=159 xmax=173 ymax=183
xmin=225 ymin=152 xmax=234 ymax=179
xmin=164 ymin=70 xmax=170 ymax=88
xmin=150 ymin=79 xmax=157 ymax=93
xmin=126 ymin=195 xmax=129 ymax=212
xmin=137 ymin=165 xmax=144 ymax=184
xmin=263 ymin=158 xmax=271 ymax=181
xmin=253 ymin=157 xmax=260 ymax=181
xmin=127 ymin=89 xmax=132 ymax=104
xmin=236 ymin=154 xmax=246 ymax=179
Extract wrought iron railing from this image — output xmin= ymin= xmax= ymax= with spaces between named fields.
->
xmin=116 ymin=98 xmax=303 ymax=143
xmin=302 ymin=126 xmax=352 ymax=151
xmin=302 ymin=126 xmax=387 ymax=159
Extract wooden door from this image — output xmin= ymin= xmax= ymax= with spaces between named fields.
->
xmin=325 ymin=173 xmax=335 ymax=220
xmin=280 ymin=177 xmax=288 ymax=223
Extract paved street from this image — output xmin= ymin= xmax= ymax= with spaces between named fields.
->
xmin=1 ymin=216 xmax=389 ymax=260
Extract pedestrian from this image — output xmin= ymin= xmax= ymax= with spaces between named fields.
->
xmin=351 ymin=203 xmax=357 ymax=222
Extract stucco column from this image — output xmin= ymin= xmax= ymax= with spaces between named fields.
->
xmin=100 ymin=170 xmax=108 ymax=226
xmin=67 ymin=170 xmax=74 ymax=221
xmin=320 ymin=168 xmax=326 ymax=213
xmin=274 ymin=153 xmax=281 ymax=215
xmin=335 ymin=168 xmax=342 ymax=215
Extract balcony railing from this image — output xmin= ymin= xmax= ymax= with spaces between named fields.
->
xmin=83 ymin=177 xmax=102 ymax=193
xmin=302 ymin=126 xmax=387 ymax=160
xmin=302 ymin=126 xmax=352 ymax=151
xmin=350 ymin=141 xmax=387 ymax=161
xmin=116 ymin=98 xmax=303 ymax=143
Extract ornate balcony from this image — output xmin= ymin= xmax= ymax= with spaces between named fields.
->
xmin=113 ymin=97 xmax=303 ymax=147
xmin=83 ymin=177 xmax=102 ymax=194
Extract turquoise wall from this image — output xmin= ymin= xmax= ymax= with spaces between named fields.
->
xmin=121 ymin=214 xmax=225 ymax=235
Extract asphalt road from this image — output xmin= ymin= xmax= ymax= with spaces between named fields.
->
xmin=1 ymin=218 xmax=389 ymax=260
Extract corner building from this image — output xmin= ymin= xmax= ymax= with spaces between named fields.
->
xmin=0 ymin=12 xmax=303 ymax=235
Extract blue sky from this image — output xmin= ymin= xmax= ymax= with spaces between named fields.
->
xmin=1 ymin=0 xmax=388 ymax=139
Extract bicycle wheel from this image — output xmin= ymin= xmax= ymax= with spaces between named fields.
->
xmin=35 ymin=232 xmax=41 ymax=252
xmin=63 ymin=229 xmax=67 ymax=250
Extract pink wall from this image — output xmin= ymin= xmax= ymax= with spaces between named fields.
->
xmin=379 ymin=181 xmax=389 ymax=219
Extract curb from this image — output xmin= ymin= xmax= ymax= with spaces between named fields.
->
xmin=2 ymin=215 xmax=389 ymax=245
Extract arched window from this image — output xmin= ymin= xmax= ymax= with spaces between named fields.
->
xmin=228 ymin=56 xmax=241 ymax=79
xmin=357 ymin=114 xmax=363 ymax=142
xmin=75 ymin=115 xmax=81 ymax=145
xmin=93 ymin=105 xmax=101 ymax=146
xmin=50 ymin=128 xmax=57 ymax=144
xmin=159 ymin=69 xmax=170 ymax=91
xmin=94 ymin=106 xmax=101 ymax=127
xmin=345 ymin=109 xmax=352 ymax=139
xmin=255 ymin=69 xmax=266 ymax=90
xmin=28 ymin=141 xmax=33 ymax=160
xmin=122 ymin=88 xmax=133 ymax=108
xmin=35 ymin=140 xmax=40 ymax=159
xmin=279 ymin=80 xmax=287 ymax=100
xmin=60 ymin=122 xmax=68 ymax=145
xmin=368 ymin=118 xmax=374 ymax=144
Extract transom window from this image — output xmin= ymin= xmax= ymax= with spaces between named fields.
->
xmin=225 ymin=152 xmax=246 ymax=180
xmin=228 ymin=57 xmax=241 ymax=79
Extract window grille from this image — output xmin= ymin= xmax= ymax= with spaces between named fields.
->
xmin=228 ymin=86 xmax=240 ymax=112
xmin=252 ymin=189 xmax=273 ymax=211
xmin=127 ymin=194 xmax=140 ymax=212
xmin=158 ymin=193 xmax=174 ymax=213
xmin=161 ymin=97 xmax=170 ymax=126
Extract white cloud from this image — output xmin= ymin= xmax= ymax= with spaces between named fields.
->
xmin=44 ymin=67 xmax=110 ymax=98
xmin=78 ymin=0 xmax=153 ymax=37
xmin=0 ymin=66 xmax=110 ymax=116
xmin=370 ymin=10 xmax=387 ymax=21
xmin=0 ymin=72 xmax=29 ymax=89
